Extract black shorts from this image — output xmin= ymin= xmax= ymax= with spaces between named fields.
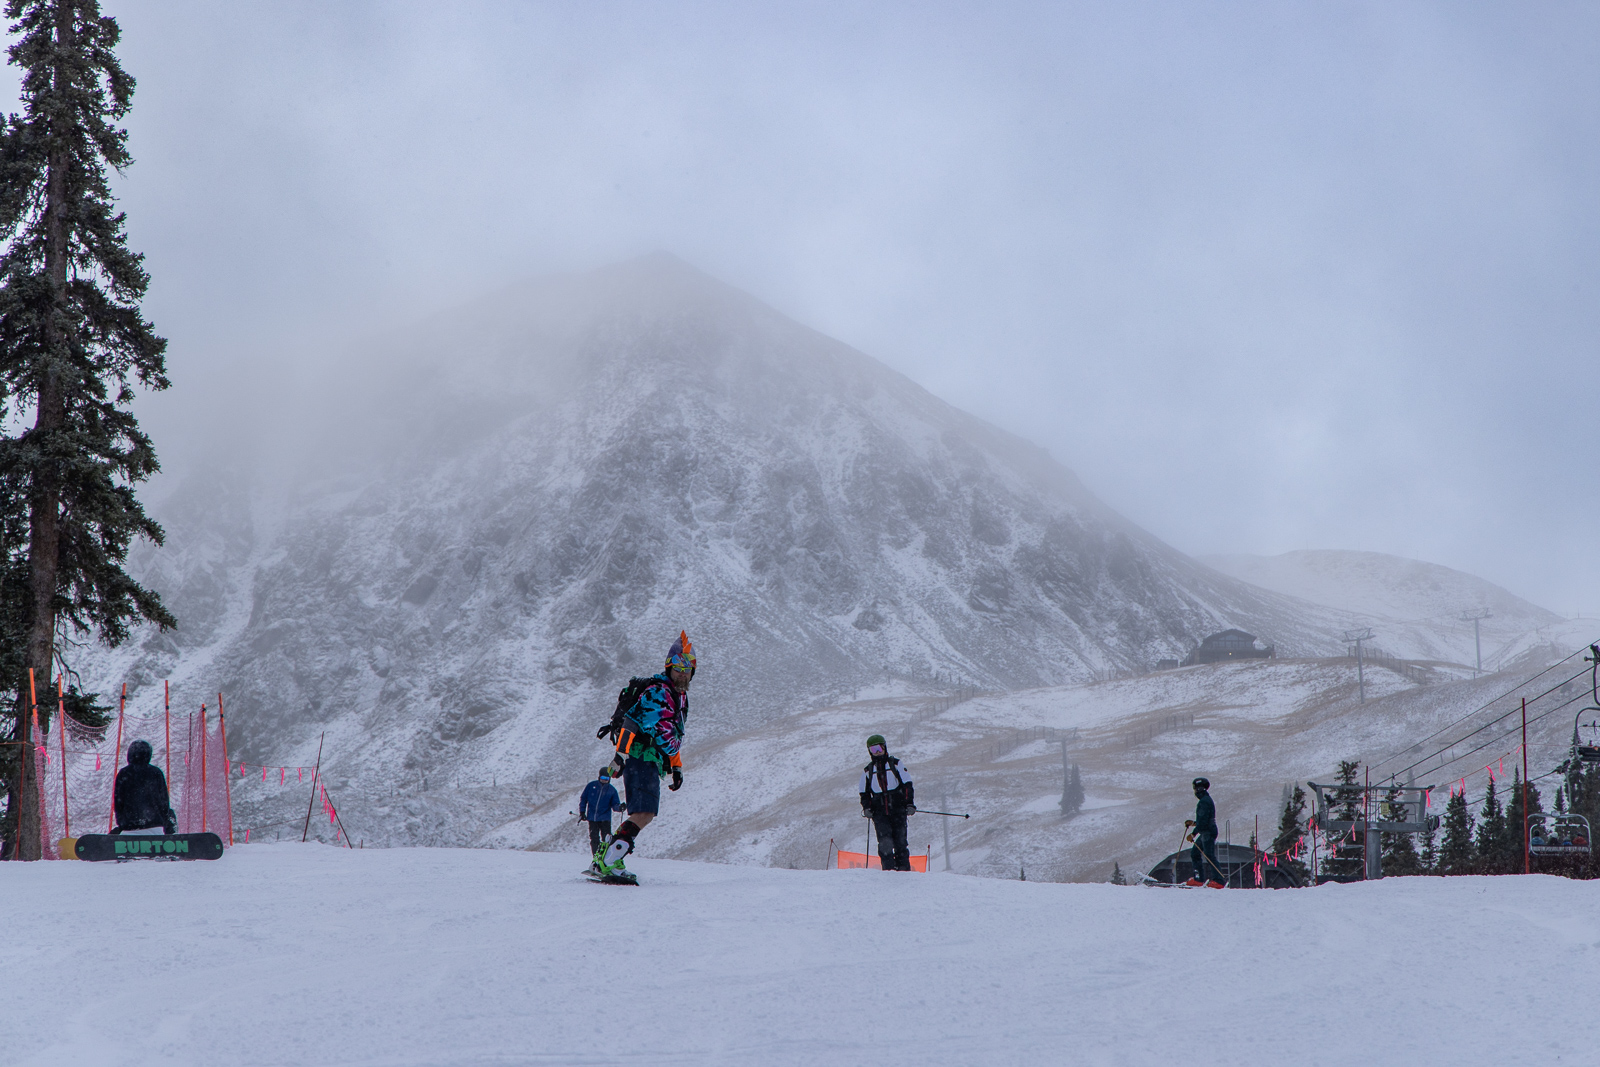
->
xmin=622 ymin=756 xmax=661 ymax=816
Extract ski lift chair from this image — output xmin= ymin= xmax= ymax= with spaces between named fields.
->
xmin=1574 ymin=646 xmax=1600 ymax=764
xmin=1527 ymin=814 xmax=1592 ymax=858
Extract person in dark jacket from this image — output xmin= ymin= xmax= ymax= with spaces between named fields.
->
xmin=113 ymin=740 xmax=176 ymax=835
xmin=859 ymin=734 xmax=915 ymax=871
xmin=577 ymin=769 xmax=624 ymax=856
xmin=1185 ymin=776 xmax=1221 ymax=887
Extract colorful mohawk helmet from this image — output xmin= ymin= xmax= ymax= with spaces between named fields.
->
xmin=666 ymin=630 xmax=696 ymax=677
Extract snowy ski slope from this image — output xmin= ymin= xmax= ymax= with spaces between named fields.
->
xmin=3 ymin=844 xmax=1596 ymax=1066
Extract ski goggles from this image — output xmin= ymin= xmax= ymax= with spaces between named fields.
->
xmin=867 ymin=743 xmax=886 ymax=756
xmin=667 ymin=653 xmax=695 ymax=674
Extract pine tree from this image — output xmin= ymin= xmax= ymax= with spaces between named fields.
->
xmin=1110 ymin=861 xmax=1126 ymax=885
xmin=0 ymin=0 xmax=172 ymax=860
xmin=1269 ymin=784 xmax=1310 ymax=885
xmin=1333 ymin=760 xmax=1362 ymax=821
xmin=1060 ymin=763 xmax=1084 ymax=816
xmin=1418 ymin=790 xmax=1439 ymax=873
xmin=1439 ymin=789 xmax=1475 ymax=874
xmin=1502 ymin=768 xmax=1543 ymax=874
xmin=1475 ymin=778 xmax=1506 ymax=872
xmin=1379 ymin=781 xmax=1421 ymax=875
xmin=1322 ymin=760 xmax=1366 ymax=881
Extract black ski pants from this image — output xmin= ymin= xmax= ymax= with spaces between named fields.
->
xmin=588 ymin=820 xmax=612 ymax=856
xmin=1191 ymin=832 xmax=1220 ymax=883
xmin=872 ymin=811 xmax=911 ymax=871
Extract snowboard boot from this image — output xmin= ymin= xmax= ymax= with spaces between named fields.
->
xmin=598 ymin=820 xmax=640 ymax=875
xmin=1183 ymin=877 xmax=1204 ymax=887
xmin=1206 ymin=880 xmax=1225 ymax=889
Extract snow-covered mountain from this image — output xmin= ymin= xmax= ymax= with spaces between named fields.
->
xmin=1200 ymin=549 xmax=1572 ymax=666
xmin=93 ymin=255 xmax=1378 ymax=845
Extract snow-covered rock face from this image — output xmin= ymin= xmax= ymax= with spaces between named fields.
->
xmin=99 ymin=255 xmax=1358 ymax=845
xmin=1200 ymin=549 xmax=1566 ymax=666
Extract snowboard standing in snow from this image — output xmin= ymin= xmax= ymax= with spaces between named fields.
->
xmin=588 ymin=631 xmax=696 ymax=886
xmin=75 ymin=832 xmax=224 ymax=861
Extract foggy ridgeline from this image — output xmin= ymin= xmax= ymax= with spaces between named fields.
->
xmin=87 ymin=255 xmax=1361 ymax=846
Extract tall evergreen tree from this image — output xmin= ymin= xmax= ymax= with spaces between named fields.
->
xmin=1109 ymin=861 xmax=1126 ymax=885
xmin=1439 ymin=789 xmax=1475 ymax=874
xmin=1060 ymin=763 xmax=1084 ymax=816
xmin=1333 ymin=760 xmax=1362 ymax=822
xmin=1322 ymin=760 xmax=1366 ymax=881
xmin=1475 ymin=778 xmax=1506 ymax=871
xmin=1502 ymin=768 xmax=1543 ymax=874
xmin=1418 ymin=790 xmax=1439 ymax=873
xmin=1269 ymin=783 xmax=1310 ymax=885
xmin=0 ymin=0 xmax=172 ymax=860
xmin=1379 ymin=781 xmax=1421 ymax=875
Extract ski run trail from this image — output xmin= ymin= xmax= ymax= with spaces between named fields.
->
xmin=4 ymin=843 xmax=1598 ymax=1066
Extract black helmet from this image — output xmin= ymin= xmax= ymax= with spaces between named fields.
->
xmin=1192 ymin=776 xmax=1209 ymax=791
xmin=128 ymin=740 xmax=153 ymax=765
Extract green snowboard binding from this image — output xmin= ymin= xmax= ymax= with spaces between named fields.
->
xmin=585 ymin=835 xmax=639 ymax=885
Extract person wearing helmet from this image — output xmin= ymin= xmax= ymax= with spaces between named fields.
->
xmin=592 ymin=631 xmax=695 ymax=882
xmin=859 ymin=734 xmax=915 ymax=871
xmin=112 ymin=740 xmax=177 ymax=836
xmin=1184 ymin=777 xmax=1222 ymax=887
xmin=577 ymin=768 xmax=625 ymax=858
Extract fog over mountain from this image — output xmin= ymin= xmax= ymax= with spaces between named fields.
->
xmin=88 ymin=256 xmax=1367 ymax=843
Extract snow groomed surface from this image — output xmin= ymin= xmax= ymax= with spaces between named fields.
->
xmin=4 ymin=843 xmax=1597 ymax=1066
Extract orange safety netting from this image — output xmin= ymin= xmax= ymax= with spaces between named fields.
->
xmin=31 ymin=689 xmax=236 ymax=858
xmin=834 ymin=848 xmax=929 ymax=872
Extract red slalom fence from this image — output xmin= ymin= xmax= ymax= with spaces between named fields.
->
xmin=27 ymin=682 xmax=323 ymax=859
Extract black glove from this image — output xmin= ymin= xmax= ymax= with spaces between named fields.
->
xmin=669 ymin=768 xmax=683 ymax=791
xmin=906 ymin=804 xmax=917 ymax=815
xmin=861 ymin=808 xmax=872 ymax=819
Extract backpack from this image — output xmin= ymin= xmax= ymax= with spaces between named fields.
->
xmin=596 ymin=677 xmax=657 ymax=744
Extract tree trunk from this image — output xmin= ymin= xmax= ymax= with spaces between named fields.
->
xmin=14 ymin=0 xmax=75 ymax=861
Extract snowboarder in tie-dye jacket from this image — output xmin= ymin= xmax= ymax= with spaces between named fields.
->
xmin=594 ymin=631 xmax=695 ymax=880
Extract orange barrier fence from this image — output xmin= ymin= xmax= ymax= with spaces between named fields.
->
xmin=833 ymin=847 xmax=929 ymax=872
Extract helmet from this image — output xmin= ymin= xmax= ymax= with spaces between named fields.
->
xmin=128 ymin=740 xmax=153 ymax=765
xmin=867 ymin=734 xmax=887 ymax=757
xmin=599 ymin=768 xmax=612 ymax=780
xmin=666 ymin=630 xmax=696 ymax=677
xmin=1192 ymin=777 xmax=1210 ymax=791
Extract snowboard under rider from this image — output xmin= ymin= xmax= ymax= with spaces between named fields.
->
xmin=1185 ymin=776 xmax=1222 ymax=887
xmin=113 ymin=740 xmax=177 ymax=835
xmin=593 ymin=631 xmax=693 ymax=878
xmin=859 ymin=734 xmax=915 ymax=871
xmin=577 ymin=769 xmax=625 ymax=857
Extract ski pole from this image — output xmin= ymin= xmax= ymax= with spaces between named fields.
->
xmin=913 ymin=810 xmax=969 ymax=819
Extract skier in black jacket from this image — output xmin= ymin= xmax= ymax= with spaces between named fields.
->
xmin=859 ymin=734 xmax=915 ymax=871
xmin=113 ymin=740 xmax=176 ymax=835
xmin=1185 ymin=776 xmax=1221 ymax=887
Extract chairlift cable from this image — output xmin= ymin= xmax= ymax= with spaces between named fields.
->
xmin=1367 ymin=644 xmax=1594 ymax=775
xmin=1374 ymin=662 xmax=1593 ymax=783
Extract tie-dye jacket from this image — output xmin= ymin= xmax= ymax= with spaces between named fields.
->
xmin=619 ymin=673 xmax=685 ymax=776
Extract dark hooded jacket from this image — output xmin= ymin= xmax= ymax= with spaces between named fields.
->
xmin=1193 ymin=790 xmax=1217 ymax=836
xmin=114 ymin=741 xmax=176 ymax=834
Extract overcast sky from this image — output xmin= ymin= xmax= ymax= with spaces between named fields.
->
xmin=27 ymin=1 xmax=1599 ymax=612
